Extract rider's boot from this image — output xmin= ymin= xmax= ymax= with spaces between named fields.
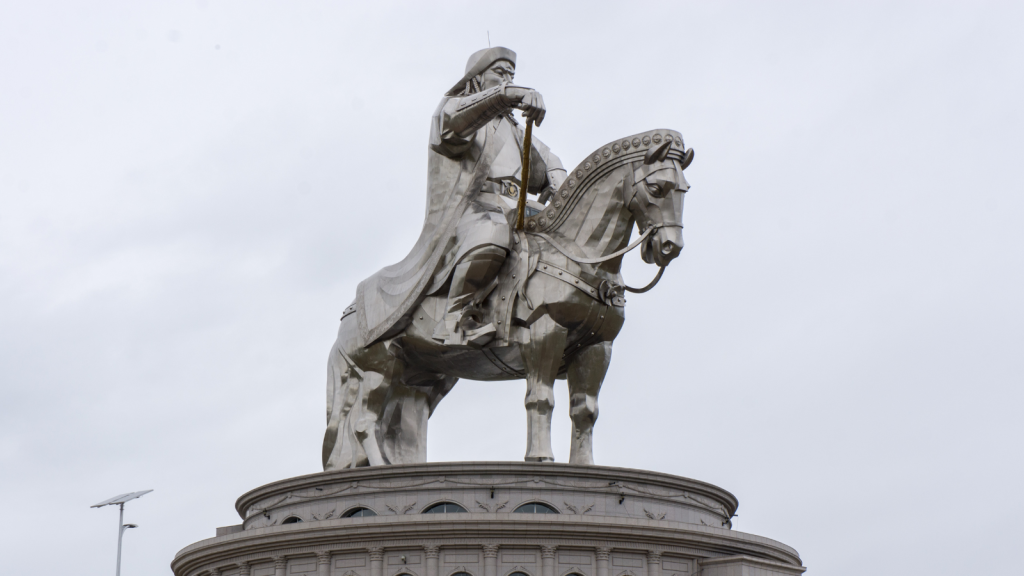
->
xmin=433 ymin=245 xmax=507 ymax=348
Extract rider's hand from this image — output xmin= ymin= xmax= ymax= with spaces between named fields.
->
xmin=504 ymin=86 xmax=546 ymax=126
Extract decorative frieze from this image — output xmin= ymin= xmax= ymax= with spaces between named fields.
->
xmin=236 ymin=463 xmax=736 ymax=533
xmin=563 ymin=502 xmax=594 ymax=515
xmin=387 ymin=502 xmax=418 ymax=515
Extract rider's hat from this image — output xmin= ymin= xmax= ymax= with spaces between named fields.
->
xmin=446 ymin=47 xmax=517 ymax=96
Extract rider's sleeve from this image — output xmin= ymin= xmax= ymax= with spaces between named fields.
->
xmin=432 ymin=86 xmax=519 ymax=159
xmin=447 ymin=84 xmax=516 ymax=137
xmin=431 ymin=97 xmax=475 ymax=158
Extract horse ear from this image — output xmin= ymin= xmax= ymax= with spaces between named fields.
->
xmin=644 ymin=141 xmax=672 ymax=164
xmin=680 ymin=148 xmax=694 ymax=170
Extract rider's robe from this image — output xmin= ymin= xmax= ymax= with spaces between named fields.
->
xmin=355 ymin=95 xmax=562 ymax=345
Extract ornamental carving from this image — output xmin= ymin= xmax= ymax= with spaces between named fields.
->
xmin=563 ymin=501 xmax=594 ymax=515
xmin=643 ymin=508 xmax=666 ymax=520
xmin=386 ymin=502 xmax=417 ymax=515
xmin=482 ymin=545 xmax=500 ymax=558
xmin=476 ymin=499 xmax=508 ymax=512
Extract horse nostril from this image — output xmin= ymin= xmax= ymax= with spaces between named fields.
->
xmin=661 ymin=241 xmax=677 ymax=255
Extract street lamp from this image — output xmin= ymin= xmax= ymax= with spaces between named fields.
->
xmin=91 ymin=490 xmax=152 ymax=576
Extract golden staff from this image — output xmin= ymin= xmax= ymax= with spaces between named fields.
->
xmin=515 ymin=118 xmax=534 ymax=230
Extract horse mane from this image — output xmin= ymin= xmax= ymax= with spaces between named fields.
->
xmin=524 ymin=129 xmax=688 ymax=236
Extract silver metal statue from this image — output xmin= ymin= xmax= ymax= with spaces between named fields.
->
xmin=324 ymin=47 xmax=693 ymax=470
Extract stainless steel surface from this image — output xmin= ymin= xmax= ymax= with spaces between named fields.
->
xmin=326 ymin=49 xmax=693 ymax=471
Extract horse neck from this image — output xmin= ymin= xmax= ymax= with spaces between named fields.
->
xmin=552 ymin=163 xmax=635 ymax=275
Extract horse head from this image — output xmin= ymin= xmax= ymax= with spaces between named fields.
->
xmin=522 ymin=129 xmax=693 ymax=270
xmin=626 ymin=137 xmax=693 ymax=268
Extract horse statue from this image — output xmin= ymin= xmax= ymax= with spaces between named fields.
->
xmin=323 ymin=129 xmax=693 ymax=469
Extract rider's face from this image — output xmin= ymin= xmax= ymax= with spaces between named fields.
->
xmin=479 ymin=60 xmax=515 ymax=90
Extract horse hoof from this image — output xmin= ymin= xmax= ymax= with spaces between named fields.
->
xmin=524 ymin=456 xmax=555 ymax=463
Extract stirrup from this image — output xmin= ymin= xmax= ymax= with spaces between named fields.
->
xmin=434 ymin=309 xmax=496 ymax=349
xmin=440 ymin=323 xmax=495 ymax=348
xmin=461 ymin=322 xmax=496 ymax=348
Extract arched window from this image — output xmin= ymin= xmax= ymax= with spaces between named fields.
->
xmin=281 ymin=516 xmax=303 ymax=524
xmin=513 ymin=502 xmax=559 ymax=514
xmin=343 ymin=507 xmax=377 ymax=518
xmin=509 ymin=572 xmax=530 ymax=576
xmin=423 ymin=502 xmax=467 ymax=514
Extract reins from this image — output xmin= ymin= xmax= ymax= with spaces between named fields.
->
xmin=623 ymin=265 xmax=665 ymax=294
xmin=520 ymin=125 xmax=679 ymax=297
xmin=532 ymin=225 xmax=657 ymax=265
xmin=530 ymin=224 xmax=677 ymax=293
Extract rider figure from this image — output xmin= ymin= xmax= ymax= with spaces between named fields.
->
xmin=354 ymin=47 xmax=565 ymax=348
xmin=431 ymin=48 xmax=566 ymax=346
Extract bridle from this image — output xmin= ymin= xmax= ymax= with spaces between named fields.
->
xmin=531 ymin=223 xmax=678 ymax=293
xmin=527 ymin=154 xmax=683 ymax=294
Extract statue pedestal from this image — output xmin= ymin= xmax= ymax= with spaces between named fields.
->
xmin=171 ymin=463 xmax=804 ymax=576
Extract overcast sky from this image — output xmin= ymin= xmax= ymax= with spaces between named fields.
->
xmin=2 ymin=1 xmax=1022 ymax=575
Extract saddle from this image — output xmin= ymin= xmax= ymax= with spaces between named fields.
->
xmin=479 ymin=228 xmax=627 ymax=347
xmin=338 ymin=224 xmax=627 ymax=350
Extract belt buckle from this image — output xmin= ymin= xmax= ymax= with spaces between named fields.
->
xmin=502 ymin=181 xmax=520 ymax=199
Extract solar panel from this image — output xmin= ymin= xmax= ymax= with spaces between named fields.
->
xmin=91 ymin=490 xmax=153 ymax=508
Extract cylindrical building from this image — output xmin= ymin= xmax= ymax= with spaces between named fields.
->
xmin=172 ymin=463 xmax=805 ymax=576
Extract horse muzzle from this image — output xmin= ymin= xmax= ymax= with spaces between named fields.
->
xmin=649 ymin=226 xmax=683 ymax=267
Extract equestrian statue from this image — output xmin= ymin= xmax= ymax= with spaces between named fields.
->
xmin=323 ymin=47 xmax=694 ymax=470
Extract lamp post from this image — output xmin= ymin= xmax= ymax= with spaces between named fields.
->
xmin=92 ymin=490 xmax=152 ymax=576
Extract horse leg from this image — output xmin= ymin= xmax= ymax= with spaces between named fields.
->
xmin=348 ymin=345 xmax=403 ymax=467
xmin=521 ymin=313 xmax=568 ymax=462
xmin=567 ymin=341 xmax=611 ymax=465
xmin=352 ymin=370 xmax=389 ymax=466
xmin=378 ymin=380 xmax=427 ymax=465
xmin=380 ymin=374 xmax=457 ymax=465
